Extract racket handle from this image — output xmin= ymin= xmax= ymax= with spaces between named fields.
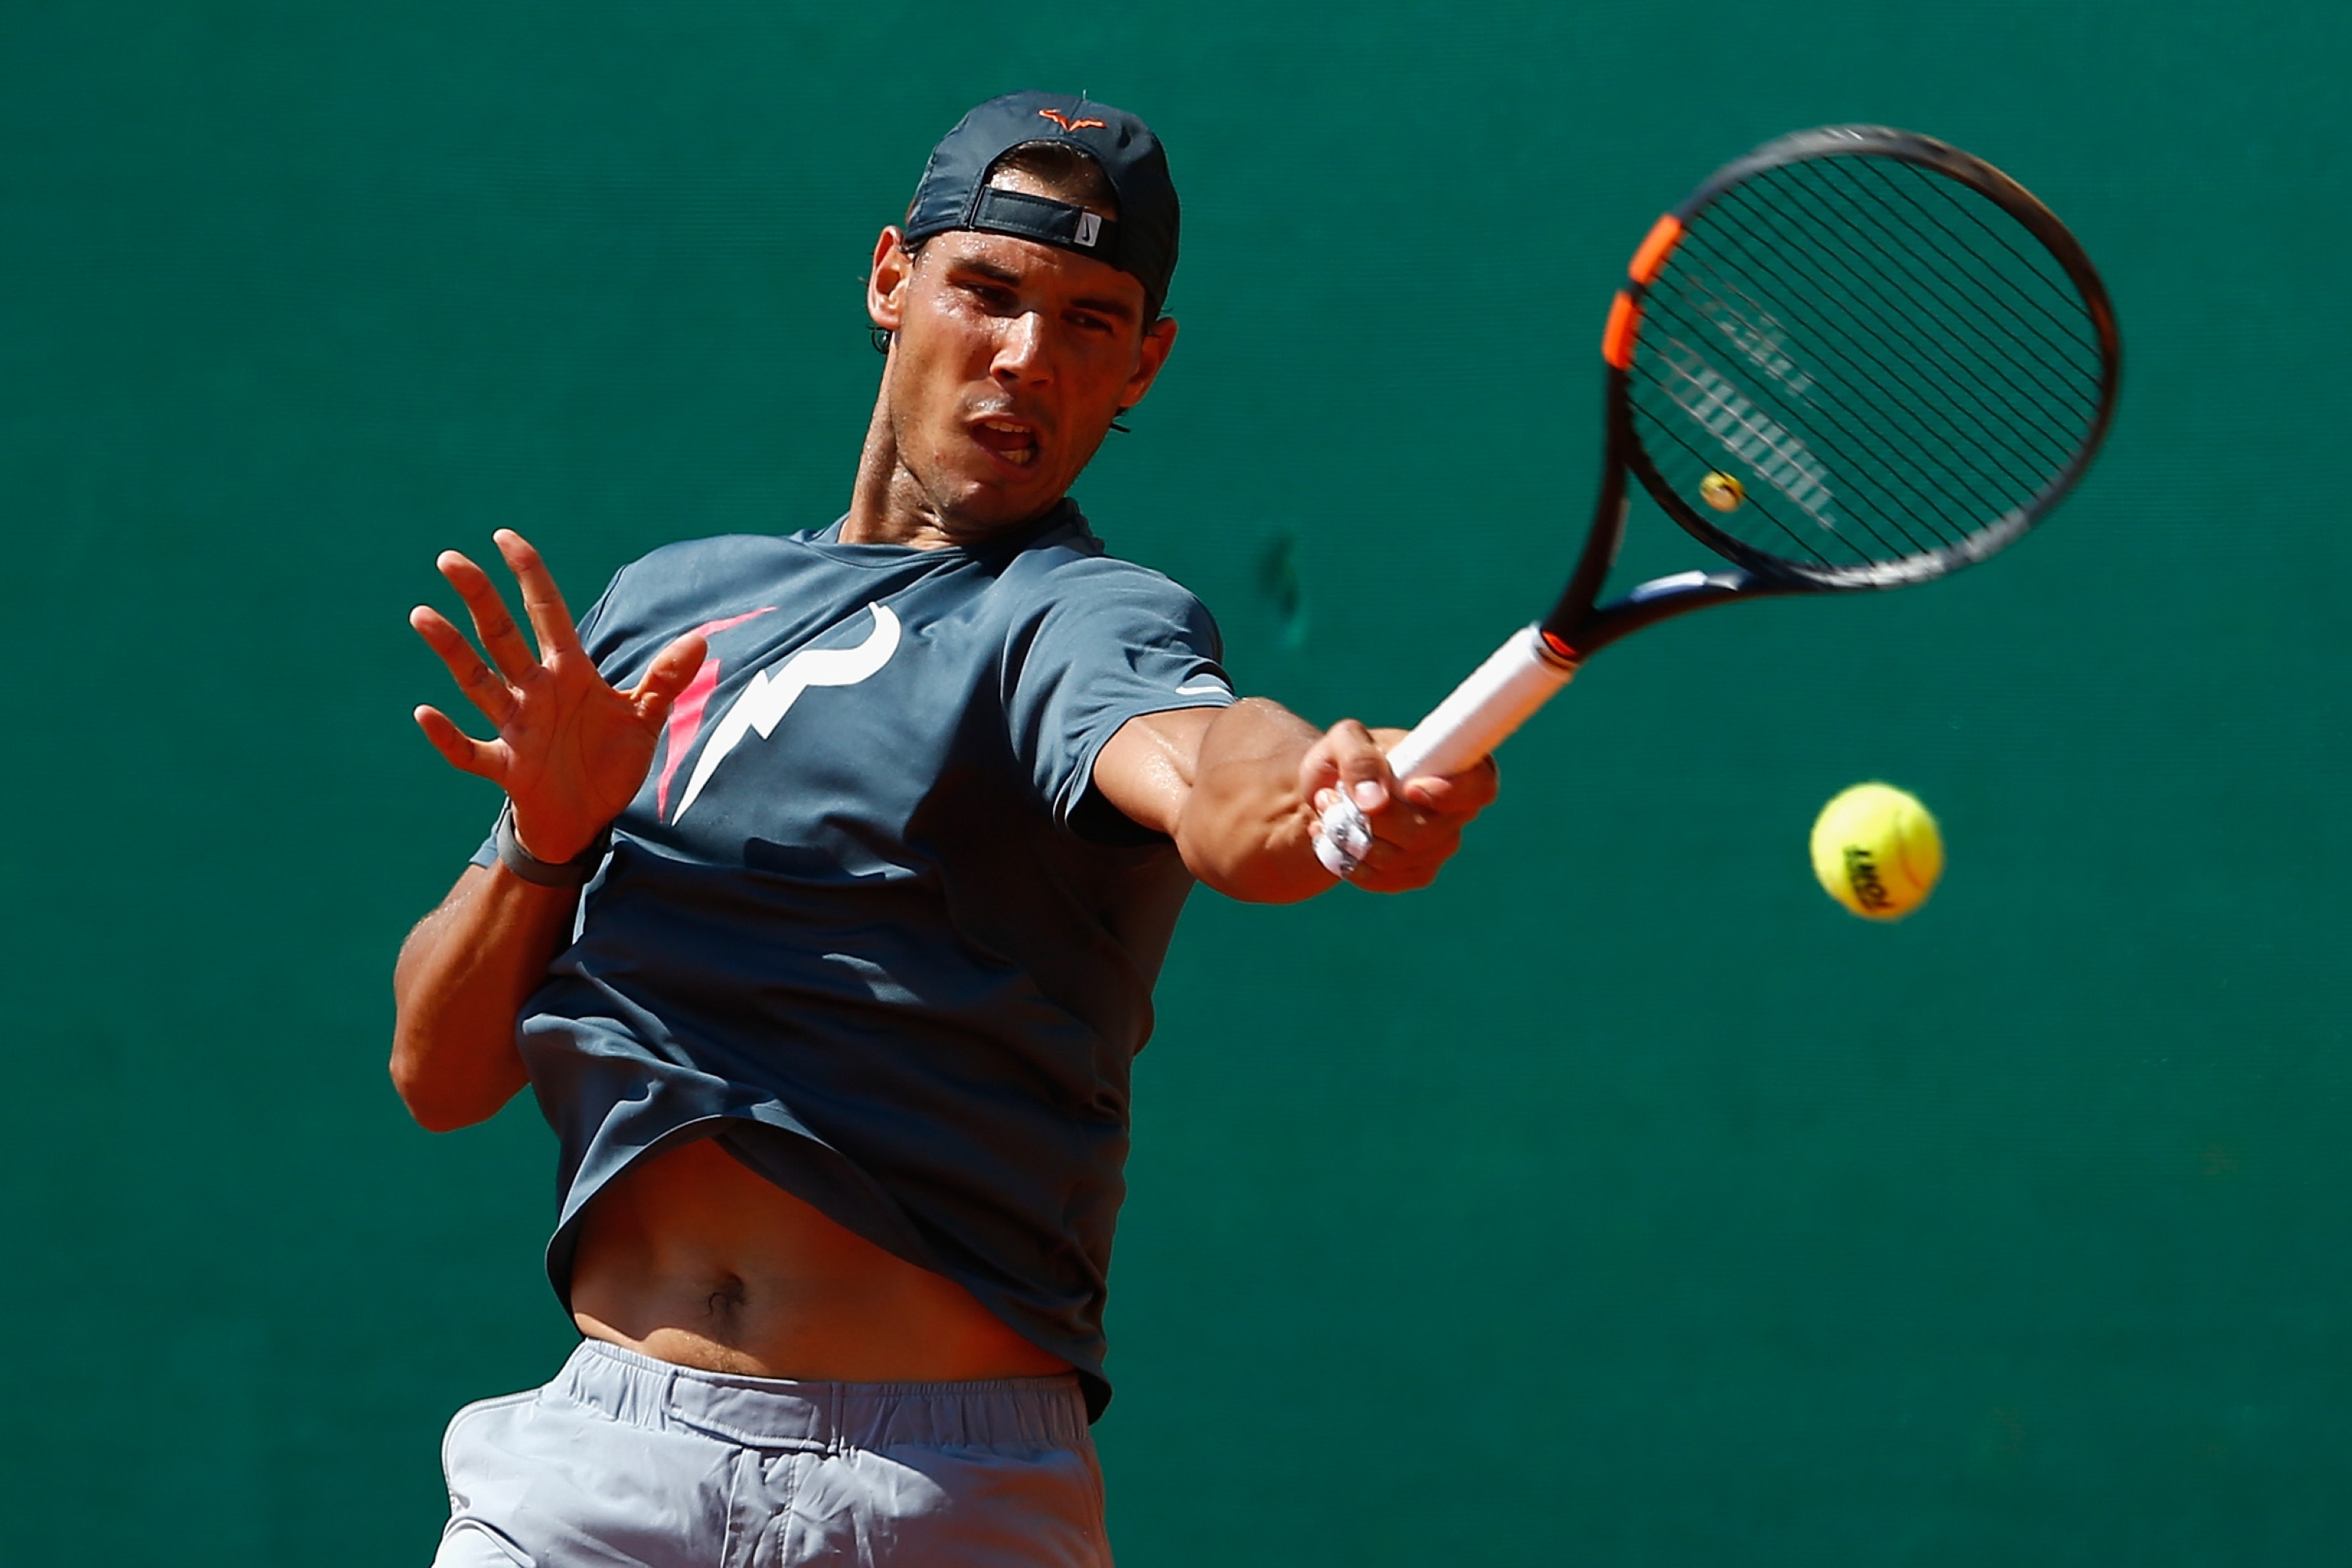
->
xmin=1312 ymin=625 xmax=1578 ymax=878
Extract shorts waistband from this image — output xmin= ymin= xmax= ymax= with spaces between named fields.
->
xmin=550 ymin=1338 xmax=1091 ymax=1452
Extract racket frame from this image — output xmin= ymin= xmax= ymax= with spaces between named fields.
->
xmin=1557 ymin=125 xmax=2122 ymax=653
xmin=1310 ymin=125 xmax=2121 ymax=878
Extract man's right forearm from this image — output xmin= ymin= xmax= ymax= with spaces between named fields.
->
xmin=390 ymin=863 xmax=578 ymax=1132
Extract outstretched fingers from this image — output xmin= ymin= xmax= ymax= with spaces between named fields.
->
xmin=409 ymin=604 xmax=521 ymax=729
xmin=412 ymin=703 xmax=509 ymax=782
xmin=436 ymin=550 xmax=541 ymax=682
xmin=413 ymin=532 xmax=670 ymax=833
xmin=630 ymin=630 xmax=710 ymax=723
xmin=494 ymin=529 xmax=583 ymax=662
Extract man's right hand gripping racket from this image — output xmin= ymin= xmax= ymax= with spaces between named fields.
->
xmin=1315 ymin=125 xmax=2122 ymax=877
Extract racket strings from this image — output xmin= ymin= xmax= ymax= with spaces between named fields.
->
xmin=1639 ymin=266 xmax=1987 ymax=557
xmin=1654 ymin=223 xmax=2047 ymax=543
xmin=1628 ymin=151 xmax=2106 ymax=573
xmin=1803 ymin=162 xmax=2099 ymax=434
xmin=1641 ymin=249 xmax=2021 ymax=561
xmin=1713 ymin=177 xmax=2083 ymax=490
xmin=1639 ymin=235 xmax=2048 ymax=564
xmin=1631 ymin=354 xmax=1920 ymax=564
xmin=1694 ymin=163 xmax=2099 ymax=535
xmin=1829 ymin=160 xmax=2099 ymax=382
xmin=1893 ymin=162 xmax=2110 ymax=379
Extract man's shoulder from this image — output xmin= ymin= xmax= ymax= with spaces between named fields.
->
xmin=1000 ymin=530 xmax=1222 ymax=665
xmin=1006 ymin=514 xmax=1204 ymax=610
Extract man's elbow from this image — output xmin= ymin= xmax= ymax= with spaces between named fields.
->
xmin=387 ymin=1035 xmax=507 ymax=1134
xmin=389 ymin=1062 xmax=469 ymax=1134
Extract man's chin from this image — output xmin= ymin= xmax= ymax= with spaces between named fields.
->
xmin=934 ymin=477 xmax=1063 ymax=535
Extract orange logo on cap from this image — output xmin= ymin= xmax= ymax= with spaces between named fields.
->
xmin=1037 ymin=108 xmax=1107 ymax=132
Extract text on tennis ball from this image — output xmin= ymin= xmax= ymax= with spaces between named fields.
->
xmin=1843 ymin=844 xmax=1894 ymax=913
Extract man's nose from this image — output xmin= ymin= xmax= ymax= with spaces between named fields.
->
xmin=992 ymin=312 xmax=1051 ymax=385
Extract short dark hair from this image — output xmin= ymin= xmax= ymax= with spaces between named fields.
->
xmin=982 ymin=140 xmax=1120 ymax=217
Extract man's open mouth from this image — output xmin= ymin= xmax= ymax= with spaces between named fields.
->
xmin=971 ymin=419 xmax=1039 ymax=469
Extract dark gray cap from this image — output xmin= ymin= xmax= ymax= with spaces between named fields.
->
xmin=903 ymin=92 xmax=1180 ymax=315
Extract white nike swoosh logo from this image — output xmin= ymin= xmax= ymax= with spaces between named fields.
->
xmin=1175 ymin=681 xmax=1230 ymax=696
xmin=673 ymin=604 xmax=902 ymax=822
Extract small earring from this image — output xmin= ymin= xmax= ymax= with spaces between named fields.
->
xmin=870 ymin=327 xmax=891 ymax=356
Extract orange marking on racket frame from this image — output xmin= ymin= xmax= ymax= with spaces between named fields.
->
xmin=1628 ymin=214 xmax=1684 ymax=285
xmin=1602 ymin=290 xmax=1642 ymax=368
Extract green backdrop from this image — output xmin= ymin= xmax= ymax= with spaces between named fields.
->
xmin=4 ymin=2 xmax=2345 ymax=1563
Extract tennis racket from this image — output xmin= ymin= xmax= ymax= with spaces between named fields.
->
xmin=1314 ymin=124 xmax=2122 ymax=877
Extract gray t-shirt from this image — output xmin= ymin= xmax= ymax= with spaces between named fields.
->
xmin=475 ymin=503 xmax=1233 ymax=1418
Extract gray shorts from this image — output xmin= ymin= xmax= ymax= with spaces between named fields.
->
xmin=434 ymin=1339 xmax=1112 ymax=1567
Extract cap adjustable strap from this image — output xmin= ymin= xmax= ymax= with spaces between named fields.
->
xmin=967 ymin=187 xmax=1122 ymax=265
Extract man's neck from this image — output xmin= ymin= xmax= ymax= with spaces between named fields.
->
xmin=840 ymin=387 xmax=1061 ymax=550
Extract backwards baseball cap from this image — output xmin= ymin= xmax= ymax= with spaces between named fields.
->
xmin=903 ymin=91 xmax=1180 ymax=316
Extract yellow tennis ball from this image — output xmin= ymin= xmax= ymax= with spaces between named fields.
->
xmin=1809 ymin=782 xmax=1943 ymax=920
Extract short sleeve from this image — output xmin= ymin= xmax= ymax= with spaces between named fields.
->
xmin=1007 ymin=564 xmax=1235 ymax=824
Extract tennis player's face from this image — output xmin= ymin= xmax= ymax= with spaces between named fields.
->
xmin=868 ymin=208 xmax=1174 ymax=535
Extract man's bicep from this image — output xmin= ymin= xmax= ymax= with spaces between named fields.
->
xmin=1088 ymin=706 xmax=1221 ymax=838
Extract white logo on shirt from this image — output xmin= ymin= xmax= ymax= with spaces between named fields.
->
xmin=673 ymin=604 xmax=902 ymax=822
xmin=1174 ymin=681 xmax=1229 ymax=697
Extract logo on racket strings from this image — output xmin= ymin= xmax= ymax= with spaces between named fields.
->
xmin=1699 ymin=293 xmax=1814 ymax=396
xmin=1661 ymin=343 xmax=1838 ymax=532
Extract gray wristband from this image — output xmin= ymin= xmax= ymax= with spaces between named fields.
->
xmin=493 ymin=800 xmax=610 ymax=888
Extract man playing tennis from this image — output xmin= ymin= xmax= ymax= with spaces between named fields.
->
xmin=393 ymin=91 xmax=1494 ymax=1566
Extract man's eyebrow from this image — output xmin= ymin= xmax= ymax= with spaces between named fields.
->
xmin=1068 ymin=292 xmax=1138 ymax=323
xmin=947 ymin=256 xmax=1025 ymax=288
xmin=942 ymin=254 xmax=1139 ymax=322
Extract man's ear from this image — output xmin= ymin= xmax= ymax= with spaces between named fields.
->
xmin=868 ymin=227 xmax=914 ymax=332
xmin=1119 ymin=315 xmax=1180 ymax=413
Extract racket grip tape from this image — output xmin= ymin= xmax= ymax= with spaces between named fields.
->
xmin=1312 ymin=625 xmax=1578 ymax=878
